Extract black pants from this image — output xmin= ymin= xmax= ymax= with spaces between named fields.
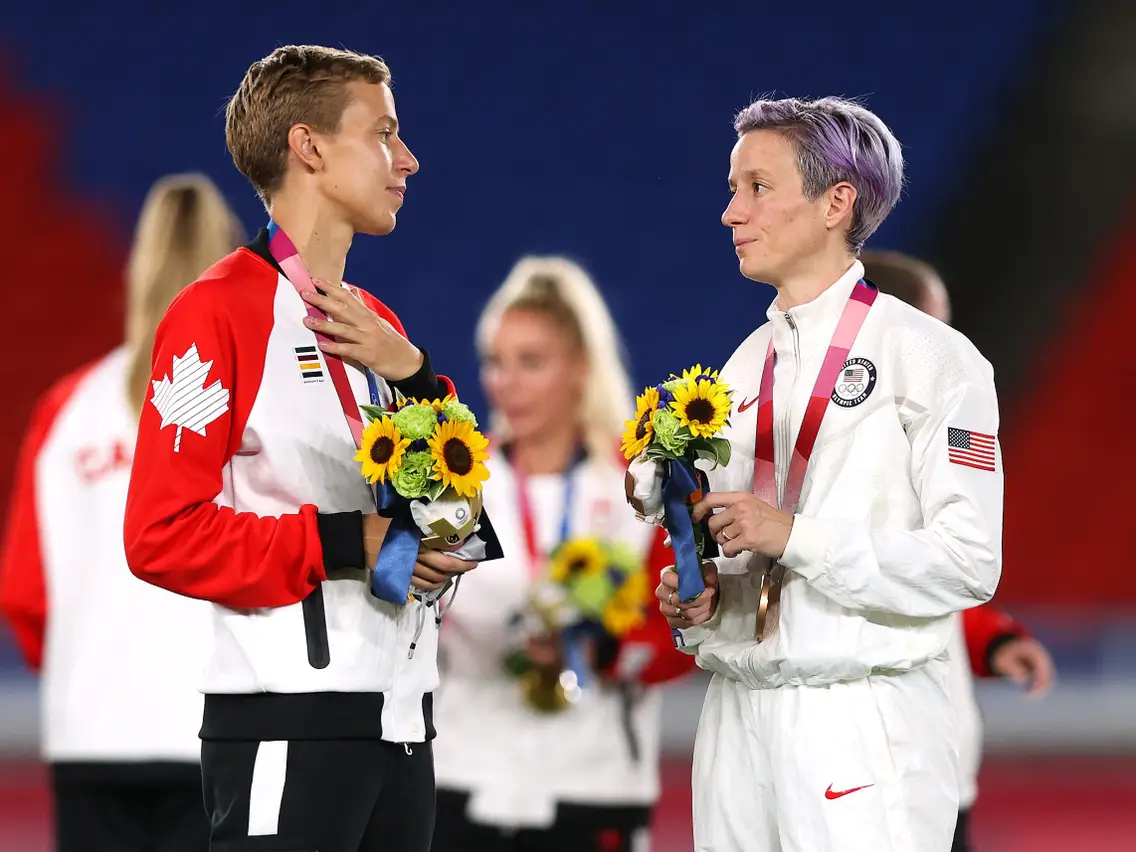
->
xmin=52 ymin=761 xmax=209 ymax=852
xmin=432 ymin=788 xmax=651 ymax=852
xmin=952 ymin=808 xmax=972 ymax=852
xmin=201 ymin=739 xmax=434 ymax=852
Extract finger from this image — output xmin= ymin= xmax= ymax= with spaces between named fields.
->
xmin=307 ymin=280 xmax=352 ymax=305
xmin=304 ymin=315 xmax=367 ymax=342
xmin=714 ymin=520 xmax=744 ymax=546
xmin=411 ymin=575 xmax=445 ymax=592
xmin=681 ymin=586 xmax=716 ymax=609
xmin=317 ymin=340 xmax=366 ymax=361
xmin=659 ymin=570 xmax=679 ymax=592
xmin=412 ymin=562 xmax=451 ymax=584
xmin=998 ymin=653 xmax=1031 ymax=685
xmin=722 ymin=537 xmax=748 ymax=558
xmin=418 ymin=550 xmax=477 ymax=574
xmin=1024 ymin=648 xmax=1056 ymax=696
xmin=706 ymin=506 xmax=738 ymax=535
xmin=692 ymin=492 xmax=749 ymax=522
xmin=701 ymin=560 xmax=719 ymax=585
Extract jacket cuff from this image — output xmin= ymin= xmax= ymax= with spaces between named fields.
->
xmin=316 ymin=511 xmax=366 ymax=571
xmin=779 ymin=514 xmax=829 ymax=580
xmin=675 ymin=601 xmax=723 ymax=653
xmin=390 ymin=347 xmax=444 ymax=402
xmin=982 ymin=630 xmax=1027 ymax=678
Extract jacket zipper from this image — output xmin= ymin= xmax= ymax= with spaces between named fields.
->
xmin=779 ymin=311 xmax=800 ymax=507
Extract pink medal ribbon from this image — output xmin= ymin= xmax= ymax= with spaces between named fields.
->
xmin=752 ymin=279 xmax=877 ymax=640
xmin=266 ymin=220 xmax=366 ymax=449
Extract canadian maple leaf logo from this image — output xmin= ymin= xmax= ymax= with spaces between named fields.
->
xmin=149 ymin=343 xmax=230 ymax=452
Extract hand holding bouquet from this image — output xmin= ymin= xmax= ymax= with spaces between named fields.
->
xmin=505 ymin=537 xmax=647 ymax=712
xmin=622 ymin=365 xmax=733 ymax=602
xmin=357 ymin=395 xmax=491 ymax=604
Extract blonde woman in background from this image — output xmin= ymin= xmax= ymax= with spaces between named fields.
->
xmin=0 ymin=174 xmax=243 ymax=852
xmin=431 ymin=257 xmax=696 ymax=852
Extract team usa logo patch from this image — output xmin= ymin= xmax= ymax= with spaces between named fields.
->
xmin=295 ymin=345 xmax=325 ymax=382
xmin=830 ymin=357 xmax=876 ymax=408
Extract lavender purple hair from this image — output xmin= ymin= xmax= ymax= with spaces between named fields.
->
xmin=733 ymin=96 xmax=904 ymax=253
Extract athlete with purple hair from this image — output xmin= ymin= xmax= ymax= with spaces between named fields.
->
xmin=650 ymin=97 xmax=1004 ymax=850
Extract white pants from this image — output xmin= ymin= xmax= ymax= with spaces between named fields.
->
xmin=691 ymin=661 xmax=958 ymax=852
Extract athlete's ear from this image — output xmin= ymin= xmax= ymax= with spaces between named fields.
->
xmin=287 ymin=123 xmax=324 ymax=173
xmin=824 ymin=181 xmax=856 ymax=233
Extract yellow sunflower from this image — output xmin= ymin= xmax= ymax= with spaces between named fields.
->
xmin=428 ymin=418 xmax=490 ymax=497
xmin=602 ymin=599 xmax=646 ymax=637
xmin=621 ymin=386 xmax=660 ymax=460
xmin=670 ymin=378 xmax=732 ymax=439
xmin=679 ymin=363 xmax=719 ymax=383
xmin=549 ymin=538 xmax=606 ymax=584
xmin=356 ymin=417 xmax=410 ymax=483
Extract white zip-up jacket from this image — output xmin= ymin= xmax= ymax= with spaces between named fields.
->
xmin=0 ymin=349 xmax=210 ymax=762
xmin=678 ymin=261 xmax=1003 ymax=687
xmin=432 ymin=454 xmax=694 ymax=826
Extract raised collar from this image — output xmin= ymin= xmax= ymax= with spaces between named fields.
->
xmin=766 ymin=260 xmax=865 ymax=353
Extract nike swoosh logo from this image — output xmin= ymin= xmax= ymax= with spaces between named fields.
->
xmin=738 ymin=396 xmax=758 ymax=413
xmin=825 ymin=783 xmax=874 ymax=800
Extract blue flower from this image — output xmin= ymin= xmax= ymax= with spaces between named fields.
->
xmin=409 ymin=438 xmax=429 ymax=452
xmin=656 ymin=384 xmax=674 ymax=406
xmin=437 ymin=412 xmax=449 ymax=424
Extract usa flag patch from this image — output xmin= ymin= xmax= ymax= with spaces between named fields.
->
xmin=947 ymin=427 xmax=996 ymax=472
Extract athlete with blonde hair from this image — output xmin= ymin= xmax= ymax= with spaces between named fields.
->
xmin=431 ymin=256 xmax=695 ymax=851
xmin=0 ymin=172 xmax=243 ymax=852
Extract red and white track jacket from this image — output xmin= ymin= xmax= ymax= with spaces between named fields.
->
xmin=123 ymin=231 xmax=457 ymax=745
xmin=432 ymin=454 xmax=694 ymax=825
xmin=0 ymin=348 xmax=210 ymax=762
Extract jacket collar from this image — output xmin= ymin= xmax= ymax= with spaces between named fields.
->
xmin=766 ymin=260 xmax=865 ymax=353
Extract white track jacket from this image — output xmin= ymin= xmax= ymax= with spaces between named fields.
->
xmin=678 ymin=261 xmax=1004 ymax=688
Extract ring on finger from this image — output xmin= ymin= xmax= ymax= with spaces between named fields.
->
xmin=667 ymin=591 xmax=675 ymax=606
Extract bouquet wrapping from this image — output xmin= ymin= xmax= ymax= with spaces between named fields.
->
xmin=357 ymin=394 xmax=491 ymax=604
xmin=505 ymin=537 xmax=647 ymax=712
xmin=622 ymin=365 xmax=734 ymax=602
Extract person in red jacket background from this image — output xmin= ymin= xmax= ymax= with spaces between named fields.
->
xmin=430 ymin=256 xmax=696 ymax=852
xmin=0 ymin=172 xmax=242 ymax=852
xmin=862 ymin=249 xmax=1055 ymax=852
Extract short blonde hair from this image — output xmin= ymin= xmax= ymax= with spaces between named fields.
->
xmin=225 ymin=45 xmax=391 ymax=203
xmin=476 ymin=256 xmax=635 ymax=466
xmin=125 ymin=173 xmax=244 ymax=411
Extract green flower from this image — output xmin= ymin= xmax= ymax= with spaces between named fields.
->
xmin=390 ymin=451 xmax=437 ymax=499
xmin=652 ymin=408 xmax=689 ymax=456
xmin=662 ymin=378 xmax=683 ymax=394
xmin=440 ymin=399 xmax=478 ymax=426
xmin=393 ymin=404 xmax=438 ymax=441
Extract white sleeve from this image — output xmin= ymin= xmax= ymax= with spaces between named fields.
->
xmin=779 ymin=356 xmax=1003 ymax=618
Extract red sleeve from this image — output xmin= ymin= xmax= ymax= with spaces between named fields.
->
xmin=124 ymin=257 xmax=329 ymax=610
xmin=0 ymin=366 xmax=93 ymax=670
xmin=353 ymin=288 xmax=457 ymax=398
xmin=602 ymin=525 xmax=698 ymax=685
xmin=962 ymin=603 xmax=1029 ymax=677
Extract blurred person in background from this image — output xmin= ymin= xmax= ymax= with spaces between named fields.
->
xmin=655 ymin=96 xmax=1003 ymax=851
xmin=861 ymin=248 xmax=1056 ymax=852
xmin=430 ymin=257 xmax=696 ymax=852
xmin=124 ymin=45 xmax=492 ymax=852
xmin=0 ymin=173 xmax=243 ymax=852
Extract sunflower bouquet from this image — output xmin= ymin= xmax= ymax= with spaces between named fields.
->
xmin=621 ymin=365 xmax=733 ymax=602
xmin=357 ymin=394 xmax=491 ymax=604
xmin=505 ymin=537 xmax=648 ymax=712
